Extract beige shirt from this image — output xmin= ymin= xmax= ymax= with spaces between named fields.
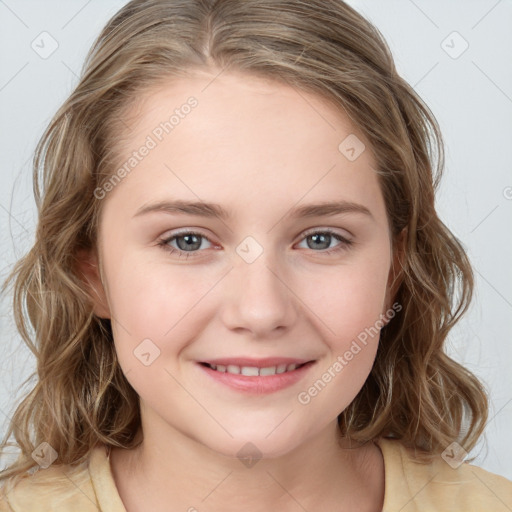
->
xmin=1 ymin=437 xmax=511 ymax=511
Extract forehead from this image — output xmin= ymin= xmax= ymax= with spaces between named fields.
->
xmin=122 ymin=70 xmax=365 ymax=149
xmin=103 ymin=70 xmax=384 ymax=225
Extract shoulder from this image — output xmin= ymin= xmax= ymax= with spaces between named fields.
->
xmin=0 ymin=445 xmax=113 ymax=512
xmin=375 ymin=437 xmax=512 ymax=512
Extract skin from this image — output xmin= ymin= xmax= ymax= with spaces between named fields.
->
xmin=79 ymin=69 xmax=398 ymax=511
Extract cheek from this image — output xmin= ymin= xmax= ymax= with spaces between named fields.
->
xmin=295 ymin=249 xmax=390 ymax=401
xmin=302 ymin=249 xmax=391 ymax=342
xmin=295 ymin=272 xmax=389 ymax=423
xmin=103 ymin=256 xmax=220 ymax=402
xmin=104 ymin=231 xmax=390 ymax=370
xmin=99 ymin=236 xmax=391 ymax=444
xmin=106 ymin=239 xmax=391 ymax=342
xmin=105 ymin=251 xmax=225 ymax=370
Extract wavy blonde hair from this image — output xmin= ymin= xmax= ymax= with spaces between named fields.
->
xmin=1 ymin=0 xmax=488 ymax=485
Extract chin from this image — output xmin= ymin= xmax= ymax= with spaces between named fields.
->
xmin=199 ymin=427 xmax=307 ymax=463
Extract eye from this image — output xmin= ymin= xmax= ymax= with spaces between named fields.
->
xmin=158 ymin=231 xmax=213 ymax=258
xmin=157 ymin=228 xmax=353 ymax=258
xmin=296 ymin=228 xmax=353 ymax=255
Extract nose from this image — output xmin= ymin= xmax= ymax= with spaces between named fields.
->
xmin=219 ymin=250 xmax=298 ymax=339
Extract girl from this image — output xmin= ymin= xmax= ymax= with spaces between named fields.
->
xmin=1 ymin=0 xmax=511 ymax=510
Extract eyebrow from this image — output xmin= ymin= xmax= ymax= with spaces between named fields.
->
xmin=133 ymin=199 xmax=373 ymax=220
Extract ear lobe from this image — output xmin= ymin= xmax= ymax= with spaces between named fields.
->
xmin=74 ymin=248 xmax=111 ymax=319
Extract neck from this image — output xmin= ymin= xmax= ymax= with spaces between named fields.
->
xmin=111 ymin=417 xmax=384 ymax=512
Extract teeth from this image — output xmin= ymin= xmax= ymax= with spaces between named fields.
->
xmin=259 ymin=366 xmax=276 ymax=376
xmin=208 ymin=363 xmax=301 ymax=376
xmin=241 ymin=366 xmax=259 ymax=376
xmin=276 ymin=364 xmax=288 ymax=374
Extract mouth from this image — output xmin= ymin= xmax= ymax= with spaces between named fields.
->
xmin=197 ymin=359 xmax=316 ymax=394
xmin=199 ymin=361 xmax=311 ymax=376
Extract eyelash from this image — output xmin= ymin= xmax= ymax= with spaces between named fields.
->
xmin=157 ymin=228 xmax=353 ymax=259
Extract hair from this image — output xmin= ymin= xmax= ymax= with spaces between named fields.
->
xmin=1 ymin=0 xmax=488 ymax=486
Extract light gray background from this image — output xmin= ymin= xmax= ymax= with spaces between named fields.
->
xmin=1 ymin=0 xmax=511 ymax=479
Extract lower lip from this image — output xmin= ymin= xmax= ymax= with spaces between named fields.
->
xmin=197 ymin=361 xmax=316 ymax=394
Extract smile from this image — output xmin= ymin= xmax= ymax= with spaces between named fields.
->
xmin=202 ymin=362 xmax=308 ymax=376
xmin=198 ymin=360 xmax=316 ymax=394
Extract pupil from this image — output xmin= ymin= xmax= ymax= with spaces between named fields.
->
xmin=310 ymin=233 xmax=330 ymax=250
xmin=178 ymin=234 xmax=201 ymax=251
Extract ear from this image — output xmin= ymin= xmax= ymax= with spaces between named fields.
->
xmin=383 ymin=227 xmax=407 ymax=318
xmin=74 ymin=248 xmax=111 ymax=319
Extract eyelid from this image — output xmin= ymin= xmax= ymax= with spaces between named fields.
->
xmin=299 ymin=226 xmax=353 ymax=242
xmin=158 ymin=226 xmax=355 ymax=258
xmin=159 ymin=226 xmax=353 ymax=245
xmin=159 ymin=228 xmax=215 ymax=245
xmin=157 ymin=228 xmax=216 ymax=253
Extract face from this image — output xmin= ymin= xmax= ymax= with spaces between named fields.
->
xmin=83 ymin=70 xmax=396 ymax=459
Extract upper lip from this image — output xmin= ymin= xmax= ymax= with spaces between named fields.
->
xmin=200 ymin=357 xmax=314 ymax=368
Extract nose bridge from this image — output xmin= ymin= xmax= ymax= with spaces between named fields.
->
xmin=221 ymin=236 xmax=296 ymax=335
